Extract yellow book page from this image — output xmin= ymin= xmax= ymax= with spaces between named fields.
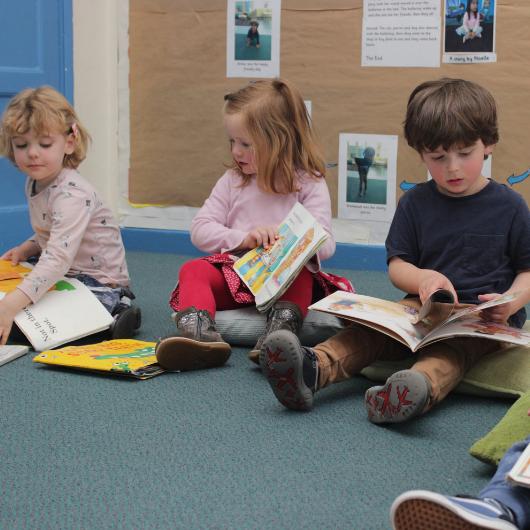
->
xmin=33 ymin=339 xmax=157 ymax=375
xmin=0 ymin=260 xmax=32 ymax=292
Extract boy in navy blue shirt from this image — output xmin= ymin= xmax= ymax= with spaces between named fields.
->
xmin=260 ymin=78 xmax=530 ymax=422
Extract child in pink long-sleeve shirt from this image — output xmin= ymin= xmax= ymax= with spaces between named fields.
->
xmin=156 ymin=78 xmax=352 ymax=373
xmin=0 ymin=86 xmax=140 ymax=345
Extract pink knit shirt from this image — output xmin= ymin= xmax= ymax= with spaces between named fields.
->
xmin=191 ymin=169 xmax=336 ymax=270
xmin=18 ymin=168 xmax=130 ymax=303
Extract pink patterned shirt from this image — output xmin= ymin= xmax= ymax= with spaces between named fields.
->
xmin=18 ymin=168 xmax=130 ymax=303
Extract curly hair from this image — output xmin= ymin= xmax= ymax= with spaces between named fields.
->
xmin=0 ymin=86 xmax=90 ymax=169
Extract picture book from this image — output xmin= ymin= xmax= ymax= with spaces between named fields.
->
xmin=309 ymin=290 xmax=530 ymax=352
xmin=0 ymin=259 xmax=114 ymax=351
xmin=233 ymin=202 xmax=329 ymax=312
xmin=33 ymin=339 xmax=164 ymax=379
xmin=507 ymin=442 xmax=530 ymax=488
xmin=0 ymin=344 xmax=29 ymax=367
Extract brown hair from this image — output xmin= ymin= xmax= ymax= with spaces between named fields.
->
xmin=223 ymin=78 xmax=326 ymax=193
xmin=404 ymin=78 xmax=498 ymax=153
xmin=0 ymin=85 xmax=90 ymax=169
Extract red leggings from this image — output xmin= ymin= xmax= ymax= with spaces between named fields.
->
xmin=177 ymin=258 xmax=313 ymax=318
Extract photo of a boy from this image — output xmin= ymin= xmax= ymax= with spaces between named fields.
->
xmin=246 ymin=20 xmax=260 ymax=48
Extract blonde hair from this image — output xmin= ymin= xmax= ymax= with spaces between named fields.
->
xmin=223 ymin=78 xmax=326 ymax=193
xmin=0 ymin=86 xmax=90 ymax=169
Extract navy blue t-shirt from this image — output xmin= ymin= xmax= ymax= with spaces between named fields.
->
xmin=386 ymin=179 xmax=530 ymax=327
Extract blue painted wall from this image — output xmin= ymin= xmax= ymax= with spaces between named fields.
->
xmin=0 ymin=0 xmax=73 ymax=251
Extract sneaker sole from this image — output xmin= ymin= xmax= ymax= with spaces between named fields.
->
xmin=155 ymin=337 xmax=231 ymax=372
xmin=391 ymin=490 xmax=518 ymax=530
xmin=259 ymin=330 xmax=313 ymax=411
xmin=365 ymin=370 xmax=430 ymax=424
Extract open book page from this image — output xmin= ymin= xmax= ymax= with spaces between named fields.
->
xmin=442 ymin=291 xmax=517 ymax=326
xmin=413 ymin=291 xmax=529 ymax=347
xmin=420 ymin=313 xmax=530 ymax=347
xmin=309 ymin=291 xmax=530 ymax=352
xmin=506 ymin=442 xmax=530 ymax=488
xmin=309 ymin=291 xmax=434 ymax=350
xmin=234 ymin=202 xmax=328 ymax=312
xmin=0 ymin=260 xmax=113 ymax=351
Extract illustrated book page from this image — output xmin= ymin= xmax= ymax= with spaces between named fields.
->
xmin=233 ymin=202 xmax=328 ymax=312
xmin=309 ymin=291 xmax=530 ymax=352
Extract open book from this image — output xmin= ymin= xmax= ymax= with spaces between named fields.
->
xmin=0 ymin=259 xmax=113 ymax=351
xmin=506 ymin=441 xmax=530 ymax=488
xmin=33 ymin=339 xmax=163 ymax=379
xmin=309 ymin=290 xmax=530 ymax=351
xmin=233 ymin=202 xmax=328 ymax=312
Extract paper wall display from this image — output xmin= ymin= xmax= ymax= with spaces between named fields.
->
xmin=362 ymin=0 xmax=441 ymax=67
xmin=443 ymin=0 xmax=497 ymax=64
xmin=338 ymin=133 xmax=397 ymax=222
xmin=226 ymin=0 xmax=281 ymax=78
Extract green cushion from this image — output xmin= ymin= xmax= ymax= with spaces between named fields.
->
xmin=360 ymin=321 xmax=530 ymax=399
xmin=469 ymin=390 xmax=530 ymax=466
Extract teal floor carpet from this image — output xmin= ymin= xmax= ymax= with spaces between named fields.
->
xmin=0 ymin=251 xmax=513 ymax=529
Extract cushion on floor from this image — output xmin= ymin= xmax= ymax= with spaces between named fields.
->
xmin=215 ymin=307 xmax=345 ymax=347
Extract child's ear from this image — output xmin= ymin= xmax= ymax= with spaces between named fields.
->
xmin=484 ymin=144 xmax=495 ymax=160
xmin=64 ymin=135 xmax=76 ymax=156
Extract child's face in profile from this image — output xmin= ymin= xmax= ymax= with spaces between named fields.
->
xmin=11 ymin=130 xmax=75 ymax=188
xmin=421 ymin=139 xmax=493 ymax=197
xmin=223 ymin=113 xmax=257 ymax=176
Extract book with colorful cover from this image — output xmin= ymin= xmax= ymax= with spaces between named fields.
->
xmin=309 ymin=290 xmax=530 ymax=351
xmin=233 ymin=202 xmax=328 ymax=312
xmin=0 ymin=259 xmax=113 ymax=351
xmin=33 ymin=339 xmax=164 ymax=379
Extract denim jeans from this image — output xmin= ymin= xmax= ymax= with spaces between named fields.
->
xmin=480 ymin=435 xmax=530 ymax=529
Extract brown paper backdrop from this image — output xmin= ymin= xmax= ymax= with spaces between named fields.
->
xmin=129 ymin=0 xmax=530 ymax=211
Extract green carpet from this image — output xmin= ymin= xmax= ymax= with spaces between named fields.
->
xmin=0 ymin=251 xmax=513 ymax=529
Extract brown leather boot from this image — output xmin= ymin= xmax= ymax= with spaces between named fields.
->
xmin=156 ymin=307 xmax=231 ymax=371
xmin=248 ymin=301 xmax=303 ymax=365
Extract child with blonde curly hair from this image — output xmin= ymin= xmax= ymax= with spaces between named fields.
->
xmin=0 ymin=86 xmax=140 ymax=345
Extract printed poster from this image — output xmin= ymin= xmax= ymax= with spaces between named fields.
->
xmin=226 ymin=0 xmax=281 ymax=78
xmin=362 ymin=0 xmax=441 ymax=67
xmin=443 ymin=0 xmax=497 ymax=63
xmin=338 ymin=133 xmax=397 ymax=222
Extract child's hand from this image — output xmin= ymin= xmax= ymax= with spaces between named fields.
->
xmin=478 ymin=293 xmax=511 ymax=324
xmin=242 ymin=226 xmax=279 ymax=250
xmin=418 ymin=271 xmax=458 ymax=305
xmin=1 ymin=240 xmax=38 ymax=265
xmin=1 ymin=245 xmax=25 ymax=265
xmin=0 ymin=290 xmax=32 ymax=345
xmin=0 ymin=303 xmax=16 ymax=345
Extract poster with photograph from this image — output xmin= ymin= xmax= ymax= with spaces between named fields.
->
xmin=338 ymin=134 xmax=398 ymax=222
xmin=443 ymin=0 xmax=496 ymax=63
xmin=226 ymin=0 xmax=281 ymax=78
xmin=362 ymin=0 xmax=441 ymax=67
